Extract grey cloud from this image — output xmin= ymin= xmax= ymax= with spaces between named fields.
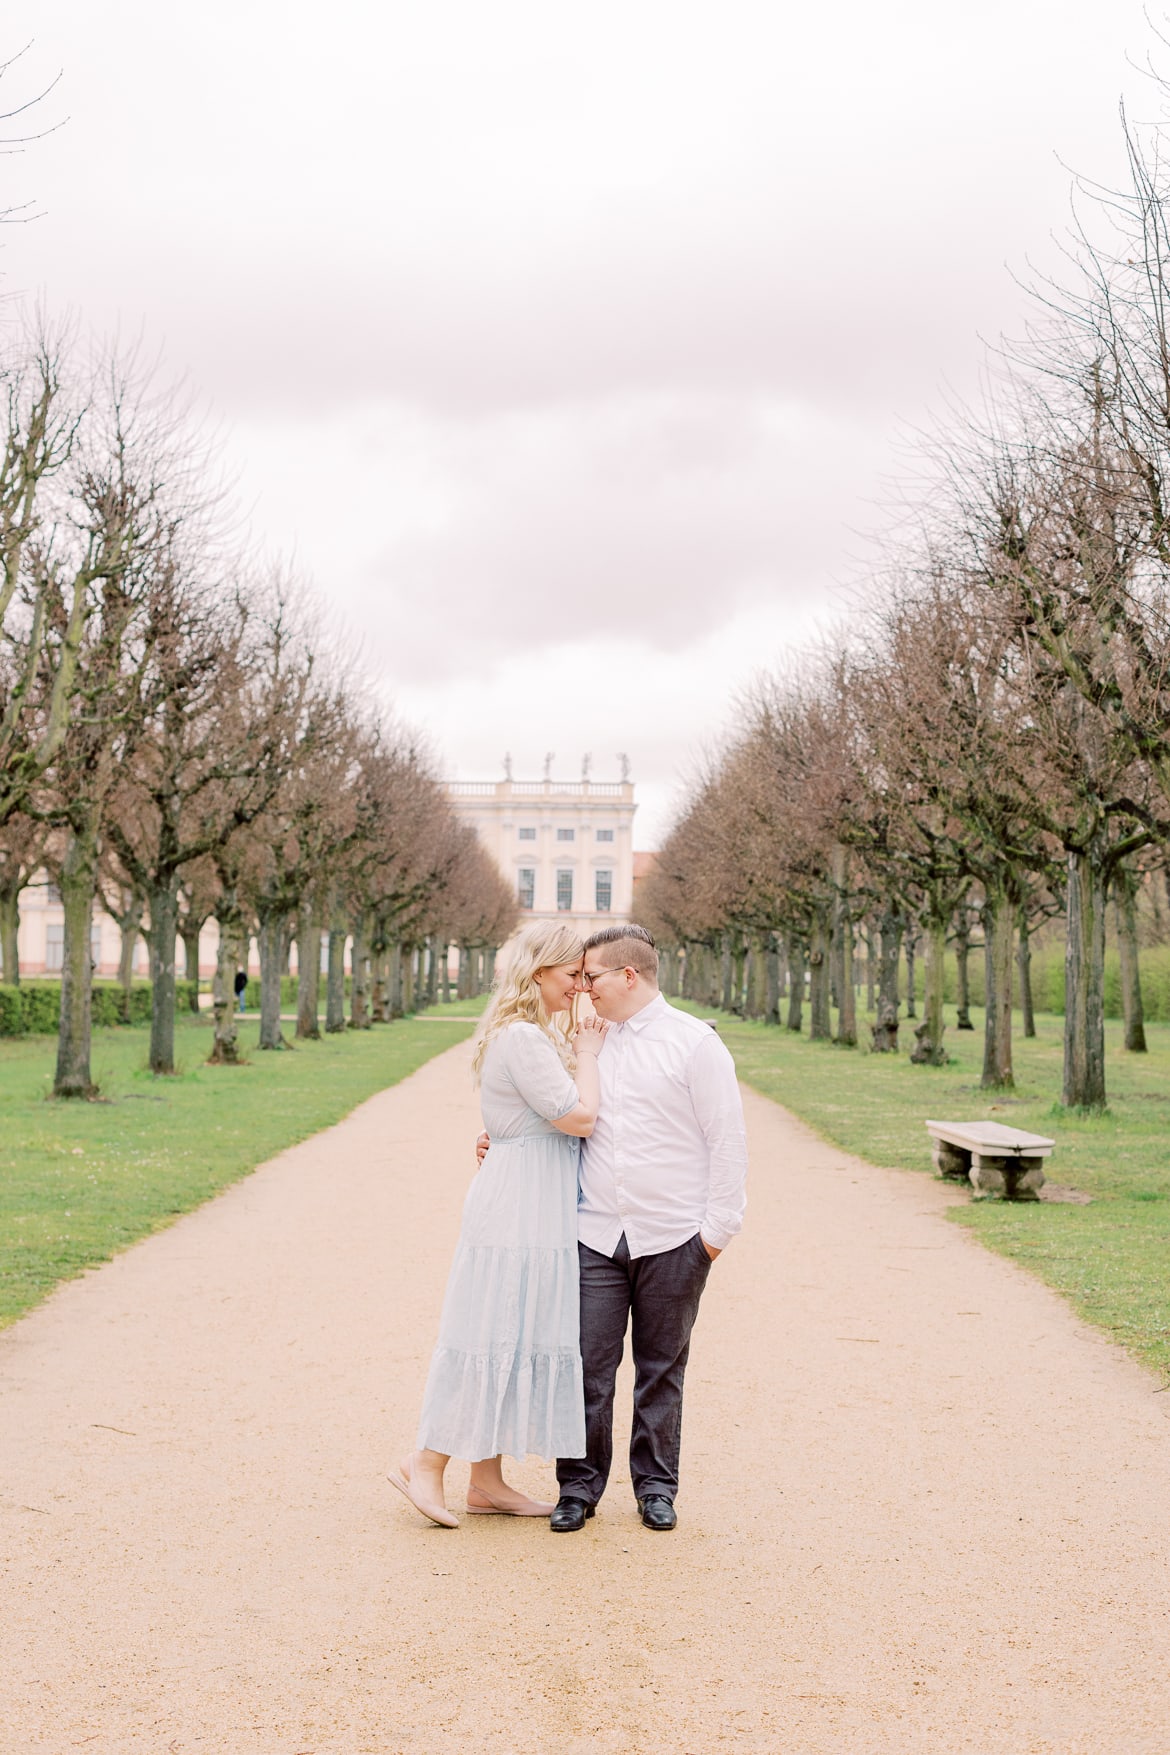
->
xmin=345 ymin=390 xmax=864 ymax=678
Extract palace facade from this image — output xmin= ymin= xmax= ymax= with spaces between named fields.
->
xmin=447 ymin=769 xmax=637 ymax=939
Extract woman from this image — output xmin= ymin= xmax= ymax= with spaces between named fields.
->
xmin=388 ymin=921 xmax=606 ymax=1528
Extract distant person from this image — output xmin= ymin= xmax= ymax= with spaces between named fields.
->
xmin=233 ymin=970 xmax=248 ymax=1013
xmin=388 ymin=922 xmax=606 ymax=1528
xmin=479 ymin=923 xmax=749 ymax=1533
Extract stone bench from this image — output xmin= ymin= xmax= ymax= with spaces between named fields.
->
xmin=925 ymin=1120 xmax=1055 ymax=1201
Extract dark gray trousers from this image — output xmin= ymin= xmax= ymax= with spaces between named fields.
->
xmin=556 ymin=1231 xmax=712 ymax=1506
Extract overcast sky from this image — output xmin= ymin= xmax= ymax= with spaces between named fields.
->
xmin=2 ymin=0 xmax=1153 ymax=841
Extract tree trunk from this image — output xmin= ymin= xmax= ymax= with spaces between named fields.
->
xmin=457 ymin=943 xmax=471 ymax=1001
xmin=910 ymin=906 xmax=947 ymax=1066
xmin=808 ymin=906 xmax=832 ymax=1041
xmin=182 ymin=922 xmax=202 ymax=1011
xmin=368 ymin=941 xmax=386 ymax=1022
xmin=389 ymin=942 xmax=405 ymax=1017
xmin=954 ymin=908 xmax=974 ymax=1029
xmin=400 ymin=943 xmax=415 ymax=1014
xmin=148 ymin=880 xmax=180 ymax=1076
xmin=785 ymin=935 xmax=805 ymax=1032
xmin=1016 ymin=904 xmax=1036 ymax=1040
xmin=258 ymin=910 xmax=290 ymax=1050
xmin=350 ymin=914 xmax=371 ymax=1030
xmin=208 ymin=901 xmax=245 ymax=1065
xmin=904 ymin=930 xmax=918 ymax=1019
xmin=484 ymin=945 xmax=497 ymax=990
xmin=864 ymin=921 xmax=876 ymax=1013
xmin=831 ymin=848 xmax=856 ymax=1047
xmin=439 ymin=940 xmax=451 ymax=1003
xmin=980 ymin=882 xmax=1015 ymax=1091
xmin=835 ymin=921 xmax=857 ymax=1046
xmin=295 ymin=899 xmax=322 ymax=1040
xmin=1114 ymin=863 xmax=1147 ymax=1053
xmin=0 ymin=884 xmax=20 ymax=984
xmin=325 ymin=911 xmax=347 ymax=1034
xmin=870 ymin=906 xmax=902 ymax=1053
xmin=115 ymin=893 xmax=144 ymax=1020
xmin=719 ymin=934 xmax=734 ymax=1011
xmin=1063 ymin=845 xmax=1107 ymax=1109
xmin=426 ymin=936 xmax=440 ymax=1005
xmin=742 ymin=938 xmax=762 ymax=1019
xmin=54 ymin=824 xmax=99 ymax=1097
xmin=765 ymin=936 xmax=781 ymax=1025
xmin=731 ymin=939 xmax=747 ymax=1014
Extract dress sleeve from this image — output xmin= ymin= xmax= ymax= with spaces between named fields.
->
xmin=502 ymin=1024 xmax=579 ymax=1121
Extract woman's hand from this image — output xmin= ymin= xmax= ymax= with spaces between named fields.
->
xmin=573 ymin=1014 xmax=609 ymax=1057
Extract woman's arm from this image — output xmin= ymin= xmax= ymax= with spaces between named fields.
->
xmin=551 ymin=1015 xmax=607 ymax=1137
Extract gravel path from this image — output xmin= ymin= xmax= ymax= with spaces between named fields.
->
xmin=2 ymin=1036 xmax=1169 ymax=1753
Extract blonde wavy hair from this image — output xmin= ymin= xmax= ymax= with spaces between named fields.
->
xmin=471 ymin=921 xmax=585 ymax=1083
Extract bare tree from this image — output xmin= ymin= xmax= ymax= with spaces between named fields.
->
xmin=45 ymin=350 xmax=188 ymax=1097
xmin=0 ymin=804 xmax=45 ymax=981
xmin=106 ymin=563 xmax=289 ymax=1074
xmin=0 ymin=323 xmax=82 ymax=825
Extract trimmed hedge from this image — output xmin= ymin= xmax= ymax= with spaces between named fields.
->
xmin=898 ymin=943 xmax=1170 ymax=1023
xmin=239 ymin=974 xmax=353 ymax=1010
xmin=242 ymin=975 xmax=297 ymax=1010
xmin=0 ymin=980 xmax=197 ymax=1037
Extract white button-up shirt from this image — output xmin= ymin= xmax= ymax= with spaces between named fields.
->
xmin=577 ymin=993 xmax=748 ymax=1260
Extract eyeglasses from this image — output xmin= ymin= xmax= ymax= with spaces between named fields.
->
xmin=581 ymin=966 xmax=629 ymax=990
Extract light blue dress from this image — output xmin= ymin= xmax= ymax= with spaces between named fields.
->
xmin=416 ymin=1022 xmax=586 ymax=1462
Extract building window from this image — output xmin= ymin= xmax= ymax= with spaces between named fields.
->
xmin=595 ymin=870 xmax=612 ymax=913
xmin=518 ymin=868 xmax=535 ymax=910
xmin=518 ymin=826 xmax=536 ymax=841
xmin=596 ymin=828 xmax=614 ymax=842
xmin=556 ymin=869 xmax=573 ymax=912
xmin=556 ymin=828 xmax=575 ymax=842
xmin=45 ymin=922 xmax=64 ymax=971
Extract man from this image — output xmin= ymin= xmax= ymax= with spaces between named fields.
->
xmin=554 ymin=922 xmax=747 ymax=1533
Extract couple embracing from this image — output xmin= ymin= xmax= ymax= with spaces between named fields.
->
xmin=388 ymin=920 xmax=748 ymax=1533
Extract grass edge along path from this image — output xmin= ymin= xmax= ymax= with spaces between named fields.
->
xmin=680 ymin=1002 xmax=1170 ymax=1384
xmin=0 ymin=1009 xmax=481 ymax=1330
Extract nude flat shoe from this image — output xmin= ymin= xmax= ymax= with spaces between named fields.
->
xmin=387 ymin=1453 xmax=459 ymax=1529
xmin=465 ymin=1483 xmax=557 ymax=1517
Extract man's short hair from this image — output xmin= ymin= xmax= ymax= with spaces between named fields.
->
xmin=583 ymin=922 xmax=659 ymax=981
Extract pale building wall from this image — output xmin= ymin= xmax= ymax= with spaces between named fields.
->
xmin=8 ymin=877 xmax=224 ymax=981
xmin=447 ymin=775 xmax=637 ymax=939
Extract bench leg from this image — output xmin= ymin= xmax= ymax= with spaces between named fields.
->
xmin=969 ymin=1154 xmax=1007 ymax=1198
xmin=932 ymin=1140 xmax=971 ymax=1181
xmin=1008 ymin=1156 xmax=1046 ymax=1201
xmin=970 ymin=1153 xmax=1047 ymax=1199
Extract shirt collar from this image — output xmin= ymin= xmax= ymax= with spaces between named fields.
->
xmin=622 ymin=991 xmax=668 ymax=1032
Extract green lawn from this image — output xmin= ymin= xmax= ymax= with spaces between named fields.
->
xmin=0 ymin=1009 xmax=477 ymax=1329
xmin=683 ymin=1002 xmax=1170 ymax=1382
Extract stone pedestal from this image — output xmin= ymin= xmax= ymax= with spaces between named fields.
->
xmin=1009 ymin=1156 xmax=1046 ymax=1200
xmin=970 ymin=1153 xmax=1046 ymax=1201
xmin=932 ymin=1139 xmax=971 ymax=1181
xmin=969 ymin=1154 xmax=1007 ymax=1198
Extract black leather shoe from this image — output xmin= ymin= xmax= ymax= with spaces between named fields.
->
xmin=637 ymin=1494 xmax=677 ymax=1531
xmin=549 ymin=1496 xmax=595 ymax=1532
